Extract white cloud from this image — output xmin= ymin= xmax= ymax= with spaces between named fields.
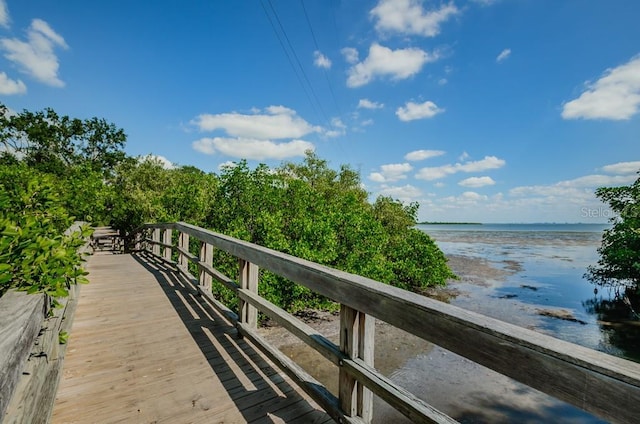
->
xmin=341 ymin=47 xmax=359 ymax=64
xmin=0 ymin=72 xmax=26 ymax=94
xmin=567 ymin=174 xmax=637 ymax=188
xmin=370 ymin=0 xmax=459 ymax=37
xmin=510 ymin=174 xmax=637 ymax=198
xmin=368 ymin=162 xmax=413 ymax=182
xmin=460 ymin=156 xmax=505 ymax=172
xmin=324 ymin=117 xmax=346 ymax=138
xmin=441 ymin=191 xmax=489 ymax=205
xmin=460 ymin=191 xmax=488 ymax=201
xmin=496 ymin=48 xmax=511 ymax=63
xmin=562 ymin=56 xmax=640 ymax=120
xmin=191 ymin=106 xmax=321 ymax=139
xmin=420 ymin=166 xmax=638 ymax=223
xmin=438 ymin=78 xmax=447 ymax=85
xmin=313 ymin=50 xmax=331 ymax=69
xmin=361 ymin=118 xmax=374 ymax=126
xmin=472 ymin=0 xmax=500 ymax=5
xmin=459 ymin=176 xmax=496 ymax=187
xmin=396 ymin=100 xmax=444 ymax=121
xmin=601 ymin=161 xmax=640 ymax=175
xmin=369 ymin=173 xmax=386 ymax=183
xmin=378 ymin=184 xmax=423 ymax=201
xmin=140 ymin=154 xmax=175 ymax=170
xmin=459 ymin=151 xmax=470 ymax=161
xmin=0 ymin=0 xmax=9 ymax=28
xmin=1 ymin=19 xmax=68 ymax=87
xmin=192 ymin=137 xmax=314 ymax=160
xmin=346 ymin=43 xmax=437 ymax=88
xmin=416 ymin=155 xmax=505 ymax=180
xmin=404 ymin=149 xmax=445 ymax=161
xmin=358 ymin=98 xmax=384 ymax=109
xmin=218 ymin=161 xmax=237 ymax=172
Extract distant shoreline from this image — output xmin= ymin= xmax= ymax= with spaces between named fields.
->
xmin=417 ymin=221 xmax=483 ymax=225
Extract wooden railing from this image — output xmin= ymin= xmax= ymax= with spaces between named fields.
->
xmin=140 ymin=222 xmax=640 ymax=424
xmin=0 ymin=222 xmax=91 ymax=424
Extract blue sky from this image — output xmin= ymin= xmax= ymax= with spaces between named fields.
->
xmin=1 ymin=0 xmax=639 ymax=223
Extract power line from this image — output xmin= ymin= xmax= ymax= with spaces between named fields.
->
xmin=263 ymin=0 xmax=331 ymax=126
xmin=260 ymin=0 xmax=322 ymax=126
xmin=300 ymin=0 xmax=342 ymax=117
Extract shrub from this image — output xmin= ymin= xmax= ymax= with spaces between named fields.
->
xmin=0 ymin=165 xmax=92 ymax=297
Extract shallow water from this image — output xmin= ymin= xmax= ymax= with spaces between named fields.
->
xmin=371 ymin=224 xmax=640 ymax=423
xmin=274 ymin=224 xmax=638 ymax=422
xmin=420 ymin=224 xmax=640 ymax=361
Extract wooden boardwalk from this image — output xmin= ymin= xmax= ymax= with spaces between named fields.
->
xmin=51 ymin=252 xmax=333 ymax=424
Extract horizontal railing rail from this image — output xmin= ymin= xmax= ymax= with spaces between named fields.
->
xmin=139 ymin=222 xmax=640 ymax=424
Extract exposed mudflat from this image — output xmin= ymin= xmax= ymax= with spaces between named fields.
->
xmin=257 ymin=251 xmax=606 ymax=423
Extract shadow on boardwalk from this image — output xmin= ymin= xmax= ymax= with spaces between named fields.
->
xmin=132 ymin=252 xmax=332 ymax=424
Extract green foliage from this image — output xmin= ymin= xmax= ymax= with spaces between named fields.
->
xmin=110 ymin=158 xmax=218 ymax=237
xmin=206 ymin=152 xmax=455 ymax=312
xmin=587 ymin=173 xmax=640 ymax=289
xmin=0 ymin=103 xmax=126 ymax=176
xmin=386 ymin=229 xmax=455 ymax=291
xmin=59 ymin=330 xmax=69 ymax=344
xmin=1 ymin=103 xmax=455 ymax=313
xmin=0 ymin=165 xmax=92 ymax=297
xmin=59 ymin=163 xmax=115 ymax=225
xmin=109 ymin=158 xmax=172 ymax=234
xmin=0 ymin=102 xmax=128 ymax=226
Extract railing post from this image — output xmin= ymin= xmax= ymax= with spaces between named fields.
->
xmin=199 ymin=241 xmax=213 ymax=293
xmin=238 ymin=259 xmax=258 ymax=329
xmin=178 ymin=232 xmax=190 ymax=269
xmin=133 ymin=229 xmax=141 ymax=252
xmin=162 ymin=228 xmax=172 ymax=261
xmin=339 ymin=305 xmax=374 ymax=423
xmin=152 ymin=228 xmax=161 ymax=256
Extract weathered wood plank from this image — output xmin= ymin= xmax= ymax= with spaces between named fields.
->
xmin=178 ymin=231 xmax=190 ymax=269
xmin=0 ymin=291 xmax=44 ymax=419
xmin=175 ymin=245 xmax=238 ymax=291
xmin=2 ymin=222 xmax=88 ymax=424
xmin=238 ymin=259 xmax=258 ymax=329
xmin=238 ymin=288 xmax=454 ymax=422
xmin=198 ymin=286 xmax=239 ymax=324
xmin=151 ymin=228 xmax=161 ymax=256
xmin=339 ymin=306 xmax=374 ymax=423
xmin=162 ymin=228 xmax=172 ymax=261
xmin=143 ymin=237 xmax=173 ymax=249
xmin=340 ymin=305 xmax=358 ymax=418
xmin=237 ymin=288 xmax=341 ymax=365
xmin=237 ymin=322 xmax=360 ymax=424
xmin=199 ymin=241 xmax=213 ymax=293
xmin=357 ymin=310 xmax=374 ymax=422
xmin=51 ymin=253 xmax=332 ymax=424
xmin=147 ymin=222 xmax=640 ymax=423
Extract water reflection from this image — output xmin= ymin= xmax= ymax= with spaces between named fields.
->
xmin=583 ymin=286 xmax=640 ymax=362
xmin=423 ymin=225 xmax=640 ymax=361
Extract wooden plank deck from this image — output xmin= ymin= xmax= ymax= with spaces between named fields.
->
xmin=52 ymin=252 xmax=333 ymax=424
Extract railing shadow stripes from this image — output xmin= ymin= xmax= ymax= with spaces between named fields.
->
xmin=132 ymin=251 xmax=331 ymax=423
xmin=140 ymin=222 xmax=640 ymax=424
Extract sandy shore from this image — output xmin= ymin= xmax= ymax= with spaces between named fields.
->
xmin=257 ymin=253 xmax=605 ymax=423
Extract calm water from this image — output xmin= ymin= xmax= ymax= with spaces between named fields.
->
xmin=371 ymin=223 xmax=638 ymax=423
xmin=418 ymin=223 xmax=640 ymax=362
